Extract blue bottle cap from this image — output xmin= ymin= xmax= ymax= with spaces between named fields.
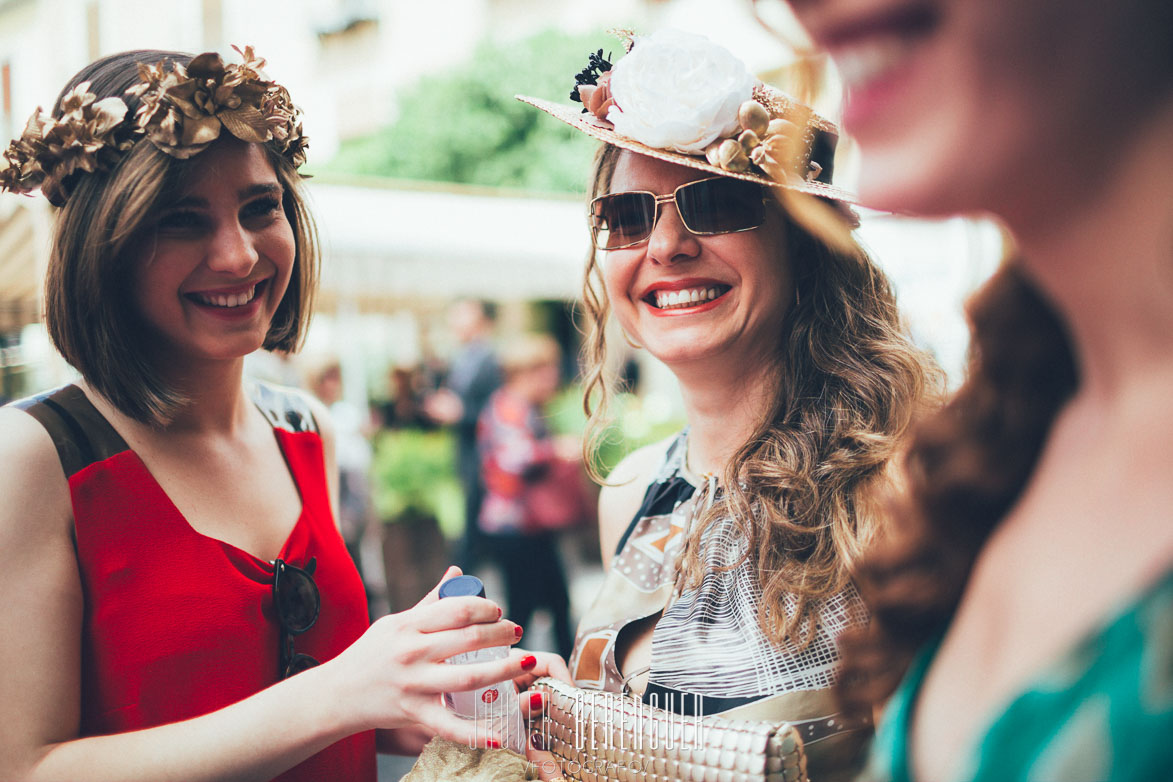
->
xmin=438 ymin=574 xmax=486 ymax=599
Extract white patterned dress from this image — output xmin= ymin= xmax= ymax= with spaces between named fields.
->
xmin=569 ymin=432 xmax=873 ymax=782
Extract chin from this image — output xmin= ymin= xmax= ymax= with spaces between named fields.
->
xmin=853 ymin=142 xmax=983 ymax=217
xmin=645 ymin=339 xmax=726 ymax=368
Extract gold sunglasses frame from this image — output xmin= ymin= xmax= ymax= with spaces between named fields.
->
xmin=589 ymin=176 xmax=766 ymax=251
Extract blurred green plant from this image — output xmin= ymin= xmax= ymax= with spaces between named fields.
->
xmin=371 ymin=428 xmax=465 ymax=539
xmin=324 ymin=29 xmax=607 ymax=192
xmin=546 ymin=385 xmax=684 ymax=478
xmin=371 ymin=386 xmax=681 ymax=542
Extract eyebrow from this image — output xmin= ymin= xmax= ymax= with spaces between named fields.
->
xmin=166 ymin=183 xmax=283 ymax=210
xmin=240 ymin=183 xmax=282 ymax=200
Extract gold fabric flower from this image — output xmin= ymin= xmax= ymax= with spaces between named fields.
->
xmin=2 ymin=46 xmax=308 ymax=204
xmin=128 ymin=45 xmax=302 ymax=159
xmin=0 ymin=82 xmax=137 ymax=205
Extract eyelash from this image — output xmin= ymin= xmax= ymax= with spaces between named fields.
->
xmin=244 ymin=196 xmax=283 ymax=220
xmin=156 ymin=210 xmax=208 ymax=232
xmin=156 ymin=196 xmax=283 ymax=233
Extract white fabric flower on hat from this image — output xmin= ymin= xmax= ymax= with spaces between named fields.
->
xmin=606 ymin=30 xmax=756 ymax=155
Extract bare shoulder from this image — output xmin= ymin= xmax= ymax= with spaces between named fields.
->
xmin=0 ymin=406 xmax=84 ymax=769
xmin=0 ymin=406 xmax=73 ymax=538
xmin=597 ymin=435 xmax=675 ymax=570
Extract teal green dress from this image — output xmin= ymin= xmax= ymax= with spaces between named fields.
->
xmin=864 ymin=568 xmax=1173 ymax=782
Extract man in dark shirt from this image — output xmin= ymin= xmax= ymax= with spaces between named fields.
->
xmin=423 ymin=299 xmax=501 ymax=570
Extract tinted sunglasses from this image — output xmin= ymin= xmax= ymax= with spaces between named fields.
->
xmin=590 ymin=176 xmax=766 ymax=250
xmin=273 ymin=557 xmax=320 ymax=679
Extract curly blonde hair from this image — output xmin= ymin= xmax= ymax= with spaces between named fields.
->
xmin=581 ymin=143 xmax=941 ymax=646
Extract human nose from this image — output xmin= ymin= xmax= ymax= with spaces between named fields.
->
xmin=646 ymin=196 xmax=701 ymax=266
xmin=206 ymin=220 xmax=259 ymax=276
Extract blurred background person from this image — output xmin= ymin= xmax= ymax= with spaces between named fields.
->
xmin=372 ymin=363 xmax=452 ymax=614
xmin=477 ymin=333 xmax=583 ymax=659
xmin=778 ymin=0 xmax=1173 ymax=781
xmin=306 ymin=356 xmax=378 ymax=614
xmin=379 ymin=365 xmax=433 ymax=431
xmin=424 ymin=299 xmax=502 ymax=571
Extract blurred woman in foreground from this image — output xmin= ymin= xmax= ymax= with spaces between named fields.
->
xmin=780 ymin=0 xmax=1173 ymax=779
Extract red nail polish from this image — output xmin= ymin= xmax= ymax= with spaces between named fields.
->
xmin=530 ymin=692 xmax=543 ymax=710
xmin=514 ymin=625 xmax=524 ymax=640
xmin=521 ymin=654 xmax=537 ymax=671
xmin=496 ymin=607 xmax=502 ymax=619
xmin=485 ymin=739 xmax=501 ymax=749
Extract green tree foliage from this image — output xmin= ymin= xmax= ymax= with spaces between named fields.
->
xmin=325 ymin=30 xmax=608 ymax=193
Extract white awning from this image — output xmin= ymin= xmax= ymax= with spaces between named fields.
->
xmin=309 ymin=179 xmax=590 ymax=307
xmin=0 ymin=199 xmax=45 ymax=332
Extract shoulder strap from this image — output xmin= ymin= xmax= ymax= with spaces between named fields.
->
xmin=9 ymin=384 xmax=130 ymax=478
xmin=248 ymin=381 xmax=319 ymax=434
xmin=611 ymin=433 xmax=697 ymax=560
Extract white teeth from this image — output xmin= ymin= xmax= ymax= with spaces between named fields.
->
xmin=831 ymin=37 xmax=910 ymax=90
xmin=193 ymin=284 xmax=258 ymax=309
xmin=652 ymin=286 xmax=726 ymax=310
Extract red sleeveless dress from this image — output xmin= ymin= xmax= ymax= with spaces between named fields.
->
xmin=14 ymin=384 xmax=376 ymax=782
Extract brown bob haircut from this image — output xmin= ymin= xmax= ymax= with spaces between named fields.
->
xmin=42 ymin=49 xmax=319 ymax=425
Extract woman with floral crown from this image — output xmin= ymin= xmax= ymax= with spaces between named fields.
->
xmin=0 ymin=48 xmax=566 ymax=781
xmin=778 ymin=0 xmax=1173 ymax=780
xmin=520 ymin=29 xmax=939 ymax=782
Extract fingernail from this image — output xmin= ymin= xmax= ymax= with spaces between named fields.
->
xmin=485 ymin=739 xmax=501 ymax=749
xmin=530 ymin=731 xmax=546 ymax=751
xmin=530 ymin=691 xmax=543 ymax=710
xmin=514 ymin=625 xmax=524 ymax=640
xmin=497 ymin=607 xmax=502 ymax=619
xmin=521 ymin=654 xmax=537 ymax=671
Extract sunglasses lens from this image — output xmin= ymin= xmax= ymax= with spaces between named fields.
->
xmin=275 ymin=560 xmax=320 ymax=634
xmin=677 ymin=178 xmax=765 ymax=234
xmin=592 ymin=192 xmax=656 ymax=249
xmin=284 ymin=652 xmax=320 ymax=678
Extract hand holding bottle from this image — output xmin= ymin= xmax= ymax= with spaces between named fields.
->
xmin=321 ymin=566 xmax=529 ymax=748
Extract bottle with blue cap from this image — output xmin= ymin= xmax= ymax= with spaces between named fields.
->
xmin=438 ymin=575 xmax=525 ymax=753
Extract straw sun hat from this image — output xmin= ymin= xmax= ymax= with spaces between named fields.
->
xmin=516 ymin=29 xmax=852 ymax=203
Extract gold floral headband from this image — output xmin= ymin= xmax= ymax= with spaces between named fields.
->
xmin=0 ymin=46 xmax=307 ymax=206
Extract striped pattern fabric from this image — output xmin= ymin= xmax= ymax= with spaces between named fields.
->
xmin=572 ymin=431 xmax=865 ymax=704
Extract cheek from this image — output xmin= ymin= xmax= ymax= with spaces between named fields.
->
xmin=600 ymin=253 xmax=640 ymax=318
xmin=130 ymin=260 xmax=182 ymax=337
xmin=131 ymin=246 xmax=181 ymax=310
xmin=260 ymin=220 xmax=298 ymax=302
xmin=736 ymin=225 xmax=790 ymax=304
xmin=269 ymin=221 xmax=297 ymax=275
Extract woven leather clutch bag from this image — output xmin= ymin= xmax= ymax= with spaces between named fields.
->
xmin=531 ymin=677 xmax=808 ymax=782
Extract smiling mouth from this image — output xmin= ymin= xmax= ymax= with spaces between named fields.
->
xmin=187 ymin=280 xmax=265 ymax=309
xmin=645 ymin=285 xmax=731 ymax=311
xmin=824 ymin=4 xmax=939 ymax=91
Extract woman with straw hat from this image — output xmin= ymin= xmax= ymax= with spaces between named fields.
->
xmin=520 ymin=28 xmax=939 ymax=781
